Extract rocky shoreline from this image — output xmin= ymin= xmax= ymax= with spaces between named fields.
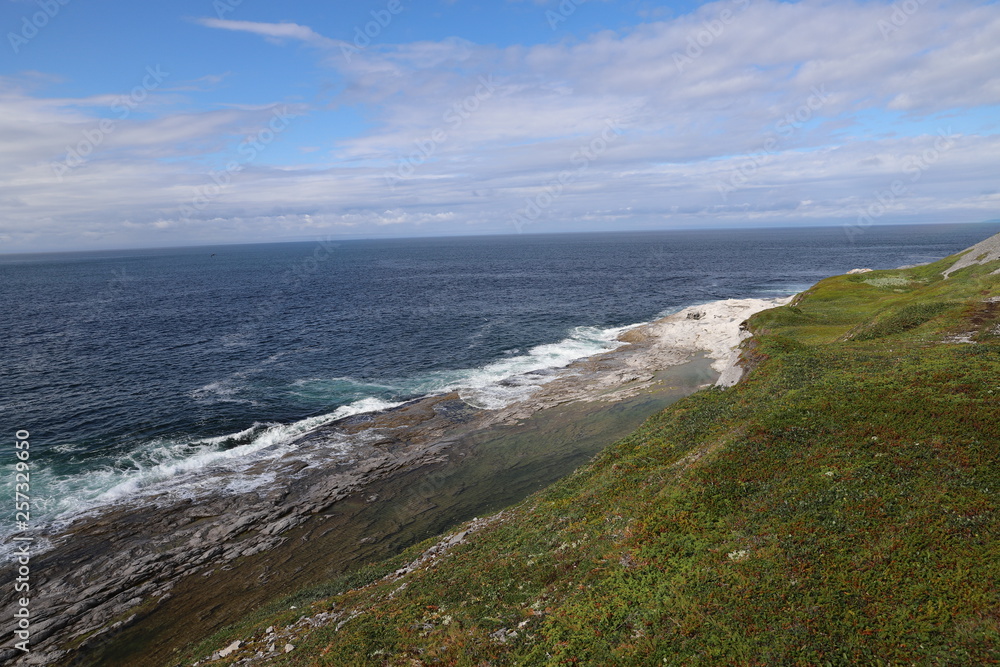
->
xmin=0 ymin=296 xmax=789 ymax=666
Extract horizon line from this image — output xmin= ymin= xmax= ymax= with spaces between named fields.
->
xmin=3 ymin=218 xmax=1000 ymax=258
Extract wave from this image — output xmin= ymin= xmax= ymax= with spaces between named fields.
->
xmin=0 ymin=396 xmax=404 ymax=560
xmin=285 ymin=325 xmax=633 ymax=411
xmin=89 ymin=396 xmax=405 ymax=502
xmin=404 ymin=324 xmax=632 ymax=409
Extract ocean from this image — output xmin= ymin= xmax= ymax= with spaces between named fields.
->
xmin=3 ymin=222 xmax=999 ymax=550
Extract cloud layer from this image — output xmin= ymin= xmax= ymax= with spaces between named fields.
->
xmin=2 ymin=0 xmax=999 ymax=251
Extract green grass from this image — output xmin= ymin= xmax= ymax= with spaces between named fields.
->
xmin=182 ymin=252 xmax=1000 ymax=666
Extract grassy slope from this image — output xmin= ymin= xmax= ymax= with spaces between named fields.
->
xmin=189 ymin=254 xmax=1000 ymax=666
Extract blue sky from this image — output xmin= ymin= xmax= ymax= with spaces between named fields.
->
xmin=1 ymin=0 xmax=999 ymax=251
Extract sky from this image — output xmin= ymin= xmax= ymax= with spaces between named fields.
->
xmin=1 ymin=0 xmax=998 ymax=252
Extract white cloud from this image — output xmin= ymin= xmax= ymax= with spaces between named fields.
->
xmin=192 ymin=18 xmax=344 ymax=49
xmin=2 ymin=1 xmax=999 ymax=251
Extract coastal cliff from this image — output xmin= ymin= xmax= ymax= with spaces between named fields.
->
xmin=187 ymin=233 xmax=1000 ymax=665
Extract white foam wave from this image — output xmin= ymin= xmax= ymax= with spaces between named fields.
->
xmin=0 ymin=396 xmax=406 ymax=556
xmin=195 ymin=422 xmax=265 ymax=446
xmin=87 ymin=397 xmax=404 ymax=506
xmin=330 ymin=396 xmax=404 ymax=419
xmin=402 ymin=324 xmax=632 ymax=409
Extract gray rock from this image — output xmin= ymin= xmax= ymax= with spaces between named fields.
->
xmin=218 ymin=640 xmax=242 ymax=657
xmin=943 ymin=231 xmax=1000 ymax=277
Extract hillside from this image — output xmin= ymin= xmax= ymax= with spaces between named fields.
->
xmin=188 ymin=237 xmax=1000 ymax=666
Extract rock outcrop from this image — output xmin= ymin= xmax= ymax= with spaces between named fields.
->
xmin=943 ymin=231 xmax=1000 ymax=277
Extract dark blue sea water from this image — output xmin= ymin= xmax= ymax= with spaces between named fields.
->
xmin=2 ymin=223 xmax=999 ymax=543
